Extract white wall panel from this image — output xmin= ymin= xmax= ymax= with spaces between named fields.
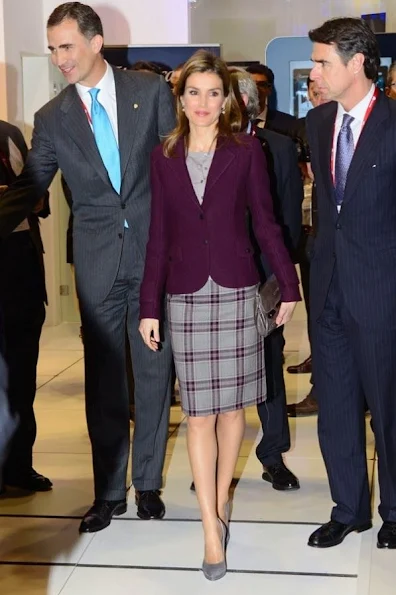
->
xmin=190 ymin=0 xmax=393 ymax=62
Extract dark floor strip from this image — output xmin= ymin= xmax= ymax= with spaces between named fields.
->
xmin=0 ymin=513 xmax=321 ymax=525
xmin=0 ymin=561 xmax=357 ymax=578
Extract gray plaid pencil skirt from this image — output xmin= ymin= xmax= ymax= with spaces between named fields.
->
xmin=167 ymin=277 xmax=267 ymax=416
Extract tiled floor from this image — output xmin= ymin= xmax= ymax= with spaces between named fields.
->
xmin=0 ymin=303 xmax=392 ymax=594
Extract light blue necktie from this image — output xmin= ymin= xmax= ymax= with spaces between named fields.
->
xmin=334 ymin=113 xmax=354 ymax=207
xmin=89 ymin=88 xmax=121 ymax=194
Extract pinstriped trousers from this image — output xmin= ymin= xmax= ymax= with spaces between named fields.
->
xmin=81 ymin=228 xmax=173 ymax=501
xmin=312 ymin=268 xmax=396 ymax=525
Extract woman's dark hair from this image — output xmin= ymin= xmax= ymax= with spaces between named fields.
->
xmin=163 ymin=50 xmax=241 ymax=158
xmin=47 ymin=2 xmax=103 ymax=40
xmin=309 ymin=17 xmax=380 ymax=81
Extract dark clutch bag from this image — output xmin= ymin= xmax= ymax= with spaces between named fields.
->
xmin=254 ymin=274 xmax=281 ymax=337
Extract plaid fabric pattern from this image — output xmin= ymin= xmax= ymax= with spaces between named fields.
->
xmin=167 ymin=278 xmax=266 ymax=416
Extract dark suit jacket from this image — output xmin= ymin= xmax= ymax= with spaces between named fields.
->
xmin=0 ymin=120 xmax=48 ymax=303
xmin=263 ymin=109 xmax=297 ymax=138
xmin=0 ymin=68 xmax=175 ymax=307
xmin=140 ymin=134 xmax=300 ymax=319
xmin=253 ymin=126 xmax=303 ymax=258
xmin=307 ymin=91 xmax=396 ymax=327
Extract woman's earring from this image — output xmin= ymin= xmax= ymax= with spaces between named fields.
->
xmin=221 ymin=106 xmax=225 ymax=114
xmin=181 ymin=102 xmax=185 ymax=112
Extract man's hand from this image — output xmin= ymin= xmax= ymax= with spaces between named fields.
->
xmin=0 ymin=185 xmax=8 ymax=194
xmin=139 ymin=318 xmax=160 ymax=351
xmin=276 ymin=302 xmax=297 ymax=327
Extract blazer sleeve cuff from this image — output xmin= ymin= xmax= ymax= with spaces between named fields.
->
xmin=139 ymin=301 xmax=161 ymax=321
xmin=280 ymin=284 xmax=301 ymax=303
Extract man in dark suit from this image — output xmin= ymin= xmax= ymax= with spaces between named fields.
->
xmin=0 ymin=311 xmax=17 ymax=485
xmin=0 ymin=120 xmax=50 ymax=493
xmin=231 ymin=68 xmax=303 ymax=491
xmin=0 ymin=2 xmax=175 ymax=533
xmin=306 ymin=17 xmax=396 ymax=549
xmin=286 ymin=77 xmax=325 ymax=416
xmin=246 ymin=64 xmax=297 ymax=137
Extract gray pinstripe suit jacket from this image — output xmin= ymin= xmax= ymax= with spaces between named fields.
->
xmin=306 ymin=91 xmax=396 ymax=328
xmin=0 ymin=67 xmax=176 ymax=307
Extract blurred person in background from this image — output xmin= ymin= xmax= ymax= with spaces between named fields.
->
xmin=0 ymin=119 xmax=50 ymax=493
xmin=229 ymin=67 xmax=303 ymax=491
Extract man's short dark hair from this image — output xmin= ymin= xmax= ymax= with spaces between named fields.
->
xmin=130 ymin=61 xmax=163 ymax=75
xmin=309 ymin=17 xmax=380 ymax=81
xmin=47 ymin=2 xmax=103 ymax=40
xmin=246 ymin=64 xmax=274 ymax=85
xmin=307 ymin=76 xmax=313 ymax=87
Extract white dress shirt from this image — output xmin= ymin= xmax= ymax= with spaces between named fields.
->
xmin=332 ymin=84 xmax=376 ymax=177
xmin=76 ymin=61 xmax=119 ymax=145
xmin=332 ymin=84 xmax=376 ymax=212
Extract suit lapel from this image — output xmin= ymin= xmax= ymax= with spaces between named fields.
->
xmin=204 ymin=138 xmax=235 ymax=196
xmin=60 ymin=86 xmax=110 ymax=186
xmin=113 ymin=68 xmax=141 ymax=182
xmin=343 ymin=93 xmax=389 ymax=205
xmin=166 ymin=140 xmax=201 ymax=208
xmin=317 ymin=102 xmax=337 ymax=204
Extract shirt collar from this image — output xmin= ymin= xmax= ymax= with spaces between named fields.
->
xmin=75 ymin=61 xmax=115 ymax=100
xmin=336 ymin=83 xmax=376 ymax=123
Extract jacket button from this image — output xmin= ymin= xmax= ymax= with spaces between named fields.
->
xmin=200 ymin=214 xmax=204 ymax=220
xmin=336 ymin=223 xmax=341 ymax=230
xmin=245 ymin=248 xmax=251 ymax=253
xmin=204 ymin=239 xmax=208 ymax=245
xmin=118 ymin=233 xmax=122 ymax=239
xmin=121 ymin=204 xmax=126 ymax=210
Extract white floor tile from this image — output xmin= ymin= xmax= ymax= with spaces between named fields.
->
xmin=0 ymin=453 xmax=94 ymax=518
xmin=0 ymin=315 xmax=389 ymax=594
xmin=78 ymin=519 xmax=362 ymax=577
xmin=59 ymin=567 xmax=358 ymax=595
xmin=36 ymin=375 xmax=56 ymax=389
xmin=0 ymin=517 xmax=94 ymax=564
xmin=33 ymin=409 xmax=91 ymax=454
xmin=0 ymin=564 xmax=75 ymax=595
xmin=37 ymin=350 xmax=83 ymax=377
xmin=40 ymin=322 xmax=83 ymax=351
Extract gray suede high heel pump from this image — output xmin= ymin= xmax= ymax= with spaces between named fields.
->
xmin=202 ymin=519 xmax=227 ymax=581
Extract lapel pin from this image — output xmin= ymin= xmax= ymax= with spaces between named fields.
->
xmin=133 ymin=103 xmax=139 ymax=109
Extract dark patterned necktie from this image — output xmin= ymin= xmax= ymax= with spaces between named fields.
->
xmin=334 ymin=113 xmax=354 ymax=207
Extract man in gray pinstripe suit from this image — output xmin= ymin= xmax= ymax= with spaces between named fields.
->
xmin=0 ymin=2 xmax=175 ymax=532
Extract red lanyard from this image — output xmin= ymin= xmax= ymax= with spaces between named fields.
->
xmin=331 ymin=86 xmax=379 ymax=183
xmin=81 ymin=98 xmax=93 ymax=126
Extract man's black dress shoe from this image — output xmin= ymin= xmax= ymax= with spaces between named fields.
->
xmin=308 ymin=519 xmax=372 ymax=548
xmin=79 ymin=499 xmax=127 ymax=533
xmin=286 ymin=355 xmax=312 ymax=374
xmin=135 ymin=490 xmax=165 ymax=520
xmin=4 ymin=469 xmax=53 ymax=492
xmin=262 ymin=462 xmax=300 ymax=491
xmin=377 ymin=522 xmax=396 ymax=549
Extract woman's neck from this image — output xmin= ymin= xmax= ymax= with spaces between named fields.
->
xmin=188 ymin=125 xmax=218 ymax=152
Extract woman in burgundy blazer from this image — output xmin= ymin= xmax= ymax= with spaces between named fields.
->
xmin=139 ymin=50 xmax=300 ymax=580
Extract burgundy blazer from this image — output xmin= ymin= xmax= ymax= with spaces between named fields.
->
xmin=140 ymin=134 xmax=300 ymax=319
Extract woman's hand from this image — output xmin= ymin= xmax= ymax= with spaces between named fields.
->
xmin=139 ymin=318 xmax=160 ymax=351
xmin=276 ymin=302 xmax=297 ymax=327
